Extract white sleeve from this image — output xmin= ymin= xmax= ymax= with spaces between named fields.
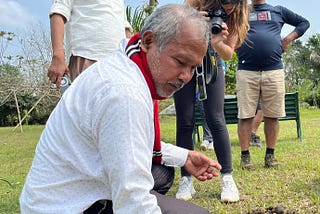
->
xmin=49 ymin=0 xmax=73 ymax=21
xmin=161 ymin=141 xmax=188 ymax=167
xmin=95 ymin=86 xmax=161 ymax=214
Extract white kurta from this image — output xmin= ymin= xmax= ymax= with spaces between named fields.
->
xmin=20 ymin=41 xmax=188 ymax=214
xmin=50 ymin=0 xmax=127 ymax=60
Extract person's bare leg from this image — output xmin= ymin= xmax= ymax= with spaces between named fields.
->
xmin=263 ymin=117 xmax=280 ymax=167
xmin=238 ymin=118 xmax=253 ymax=151
xmin=252 ymin=109 xmax=263 ymax=134
xmin=263 ymin=117 xmax=278 ymax=149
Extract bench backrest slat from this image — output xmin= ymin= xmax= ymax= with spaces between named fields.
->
xmin=193 ymin=91 xmax=302 ymax=142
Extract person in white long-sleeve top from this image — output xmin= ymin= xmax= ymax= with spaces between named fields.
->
xmin=20 ymin=4 xmax=224 ymax=214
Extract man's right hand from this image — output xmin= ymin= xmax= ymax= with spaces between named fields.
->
xmin=48 ymin=52 xmax=69 ymax=89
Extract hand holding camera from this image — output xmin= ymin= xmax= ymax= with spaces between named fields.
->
xmin=206 ymin=8 xmax=227 ymax=34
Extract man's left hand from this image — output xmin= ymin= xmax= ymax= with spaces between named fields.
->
xmin=184 ymin=150 xmax=221 ymax=181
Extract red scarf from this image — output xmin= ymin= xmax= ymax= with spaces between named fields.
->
xmin=125 ymin=33 xmax=165 ymax=163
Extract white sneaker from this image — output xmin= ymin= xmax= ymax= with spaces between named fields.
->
xmin=200 ymin=140 xmax=214 ymax=151
xmin=207 ymin=141 xmax=214 ymax=150
xmin=176 ymin=176 xmax=196 ymax=200
xmin=221 ymin=174 xmax=239 ymax=202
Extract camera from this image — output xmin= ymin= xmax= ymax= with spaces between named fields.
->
xmin=206 ymin=8 xmax=227 ymax=34
xmin=60 ymin=73 xmax=71 ymax=94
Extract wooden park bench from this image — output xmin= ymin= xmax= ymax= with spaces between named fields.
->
xmin=193 ymin=91 xmax=302 ymax=144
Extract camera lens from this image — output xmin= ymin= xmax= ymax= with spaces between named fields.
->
xmin=207 ymin=8 xmax=226 ymax=34
xmin=210 ymin=16 xmax=223 ymax=34
xmin=211 ymin=23 xmax=222 ymax=34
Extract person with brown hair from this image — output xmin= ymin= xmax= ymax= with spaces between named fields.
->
xmin=174 ymin=0 xmax=249 ymax=202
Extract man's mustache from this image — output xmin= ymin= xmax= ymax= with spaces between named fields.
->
xmin=168 ymin=80 xmax=185 ymax=90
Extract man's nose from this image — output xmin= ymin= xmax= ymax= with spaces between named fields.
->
xmin=179 ymin=68 xmax=194 ymax=84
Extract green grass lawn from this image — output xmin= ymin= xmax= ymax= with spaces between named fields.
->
xmin=1 ymin=108 xmax=319 ymax=213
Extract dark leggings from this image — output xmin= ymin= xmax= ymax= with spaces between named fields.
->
xmin=174 ymin=65 xmax=232 ymax=175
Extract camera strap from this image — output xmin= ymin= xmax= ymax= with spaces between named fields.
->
xmin=196 ymin=65 xmax=207 ymax=101
xmin=196 ymin=46 xmax=219 ymax=101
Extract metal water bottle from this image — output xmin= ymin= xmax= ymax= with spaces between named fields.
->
xmin=60 ymin=73 xmax=71 ymax=94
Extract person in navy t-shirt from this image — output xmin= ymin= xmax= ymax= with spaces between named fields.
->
xmin=236 ymin=0 xmax=309 ymax=169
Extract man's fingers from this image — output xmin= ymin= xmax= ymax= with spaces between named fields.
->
xmin=55 ymin=75 xmax=63 ymax=89
xmin=210 ymin=160 xmax=222 ymax=170
xmin=48 ymin=74 xmax=57 ymax=84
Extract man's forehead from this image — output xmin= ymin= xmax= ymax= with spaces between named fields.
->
xmin=167 ymin=42 xmax=205 ymax=65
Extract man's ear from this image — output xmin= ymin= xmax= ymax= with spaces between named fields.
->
xmin=140 ymin=30 xmax=156 ymax=52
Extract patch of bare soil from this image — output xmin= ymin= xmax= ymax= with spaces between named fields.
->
xmin=247 ymin=205 xmax=297 ymax=214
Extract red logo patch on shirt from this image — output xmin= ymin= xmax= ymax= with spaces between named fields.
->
xmin=257 ymin=11 xmax=271 ymax=21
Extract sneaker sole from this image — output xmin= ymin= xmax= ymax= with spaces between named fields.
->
xmin=176 ymin=195 xmax=193 ymax=201
xmin=264 ymin=164 xmax=280 ymax=168
xmin=221 ymin=196 xmax=240 ymax=203
xmin=175 ymin=188 xmax=196 ymax=201
xmin=240 ymin=165 xmax=255 ymax=170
